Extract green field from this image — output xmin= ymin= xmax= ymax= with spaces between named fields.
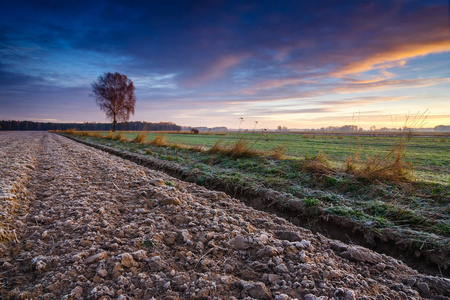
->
xmin=62 ymin=130 xmax=450 ymax=261
xmin=94 ymin=131 xmax=449 ymax=184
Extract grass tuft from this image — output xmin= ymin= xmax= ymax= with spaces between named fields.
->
xmin=190 ymin=145 xmax=205 ymax=152
xmin=91 ymin=132 xmax=103 ymax=138
xmin=208 ymin=138 xmax=262 ymax=158
xmin=150 ymin=133 xmax=166 ymax=146
xmin=302 ymin=151 xmax=333 ymax=175
xmin=208 ymin=139 xmax=226 ymax=154
xmin=133 ymin=132 xmax=147 ymax=143
xmin=346 ymin=142 xmax=413 ymax=182
xmin=230 ymin=139 xmax=260 ymax=158
xmin=270 ymin=145 xmax=286 ymax=160
xmin=112 ymin=132 xmax=125 ymax=141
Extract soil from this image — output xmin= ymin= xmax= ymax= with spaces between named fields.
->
xmin=64 ymin=133 xmax=450 ymax=278
xmin=1 ymin=132 xmax=449 ymax=300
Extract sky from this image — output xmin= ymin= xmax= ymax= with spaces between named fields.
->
xmin=0 ymin=0 xmax=449 ymax=130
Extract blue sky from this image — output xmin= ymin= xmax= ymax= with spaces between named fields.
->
xmin=0 ymin=0 xmax=449 ymax=129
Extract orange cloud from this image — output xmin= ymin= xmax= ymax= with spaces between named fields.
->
xmin=332 ymin=39 xmax=450 ymax=77
xmin=335 ymin=77 xmax=450 ymax=94
xmin=319 ymin=96 xmax=407 ymax=107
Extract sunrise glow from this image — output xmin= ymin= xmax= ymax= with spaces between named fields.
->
xmin=1 ymin=1 xmax=449 ymax=129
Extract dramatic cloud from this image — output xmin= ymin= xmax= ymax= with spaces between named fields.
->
xmin=0 ymin=0 xmax=449 ymax=128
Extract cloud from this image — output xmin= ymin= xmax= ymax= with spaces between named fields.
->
xmin=335 ymin=78 xmax=450 ymax=94
xmin=241 ymin=76 xmax=319 ymax=95
xmin=332 ymin=40 xmax=450 ymax=77
xmin=329 ymin=4 xmax=450 ymax=77
xmin=1 ymin=1 xmax=449 ymax=128
xmin=181 ymin=54 xmax=249 ymax=87
xmin=253 ymin=107 xmax=333 ymax=115
xmin=318 ymin=96 xmax=408 ymax=107
xmin=0 ymin=69 xmax=43 ymax=87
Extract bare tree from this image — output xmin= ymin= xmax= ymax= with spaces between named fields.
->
xmin=91 ymin=72 xmax=136 ymax=132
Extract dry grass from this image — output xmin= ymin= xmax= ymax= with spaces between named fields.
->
xmin=189 ymin=145 xmax=205 ymax=152
xmin=269 ymin=145 xmax=286 ymax=160
xmin=66 ymin=128 xmax=77 ymax=134
xmin=91 ymin=132 xmax=103 ymax=138
xmin=106 ymin=132 xmax=114 ymax=140
xmin=302 ymin=151 xmax=333 ymax=175
xmin=133 ymin=132 xmax=147 ymax=143
xmin=207 ymin=138 xmax=262 ymax=158
xmin=346 ymin=143 xmax=413 ymax=182
xmin=208 ymin=139 xmax=226 ymax=154
xmin=230 ymin=139 xmax=260 ymax=158
xmin=112 ymin=132 xmax=126 ymax=141
xmin=150 ymin=133 xmax=166 ymax=146
xmin=0 ymin=227 xmax=13 ymax=242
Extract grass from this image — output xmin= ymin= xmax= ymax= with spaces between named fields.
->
xmin=150 ymin=133 xmax=166 ymax=146
xmin=302 ymin=151 xmax=334 ymax=175
xmin=346 ymin=143 xmax=413 ymax=182
xmin=133 ymin=132 xmax=146 ymax=143
xmin=59 ymin=129 xmax=450 ymax=251
xmin=208 ymin=138 xmax=263 ymax=158
xmin=69 ymin=130 xmax=448 ymax=183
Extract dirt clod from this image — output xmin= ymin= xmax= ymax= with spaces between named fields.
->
xmin=0 ymin=132 xmax=449 ymax=299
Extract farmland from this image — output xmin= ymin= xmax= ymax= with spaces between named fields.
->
xmin=90 ymin=131 xmax=450 ymax=185
xmin=2 ymin=131 xmax=450 ymax=299
xmin=61 ymin=130 xmax=450 ymax=277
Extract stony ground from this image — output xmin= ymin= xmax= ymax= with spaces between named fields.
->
xmin=0 ymin=132 xmax=449 ymax=300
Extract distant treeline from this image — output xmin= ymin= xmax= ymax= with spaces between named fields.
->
xmin=0 ymin=120 xmax=182 ymax=131
xmin=182 ymin=126 xmax=228 ymax=132
xmin=434 ymin=125 xmax=450 ymax=132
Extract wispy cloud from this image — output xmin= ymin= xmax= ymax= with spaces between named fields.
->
xmin=182 ymin=54 xmax=249 ymax=87
xmin=332 ymin=40 xmax=450 ymax=77
xmin=1 ymin=1 xmax=449 ymax=128
xmin=335 ymin=78 xmax=450 ymax=94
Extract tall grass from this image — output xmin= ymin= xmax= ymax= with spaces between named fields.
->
xmin=133 ymin=132 xmax=147 ymax=143
xmin=346 ymin=143 xmax=413 ymax=181
xmin=207 ymin=138 xmax=262 ymax=158
xmin=112 ymin=132 xmax=126 ymax=141
xmin=302 ymin=151 xmax=333 ymax=175
xmin=150 ymin=133 xmax=166 ymax=146
xmin=270 ymin=145 xmax=286 ymax=160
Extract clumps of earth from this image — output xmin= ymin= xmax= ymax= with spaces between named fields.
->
xmin=0 ymin=132 xmax=449 ymax=300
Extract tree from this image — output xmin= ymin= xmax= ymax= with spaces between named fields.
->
xmin=91 ymin=72 xmax=136 ymax=132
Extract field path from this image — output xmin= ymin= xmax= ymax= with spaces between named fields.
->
xmin=1 ymin=132 xmax=449 ymax=299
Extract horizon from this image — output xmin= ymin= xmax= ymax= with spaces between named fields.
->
xmin=1 ymin=1 xmax=449 ymax=129
xmin=2 ymin=119 xmax=449 ymax=132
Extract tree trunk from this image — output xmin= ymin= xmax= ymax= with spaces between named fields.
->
xmin=113 ymin=115 xmax=117 ymax=132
